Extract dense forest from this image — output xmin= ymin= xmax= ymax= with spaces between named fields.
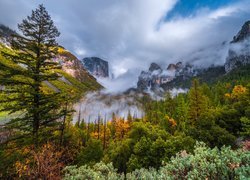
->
xmin=0 ymin=4 xmax=249 ymax=180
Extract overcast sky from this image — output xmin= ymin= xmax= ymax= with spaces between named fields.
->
xmin=0 ymin=0 xmax=250 ymax=90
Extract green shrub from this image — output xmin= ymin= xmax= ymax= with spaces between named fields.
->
xmin=64 ymin=142 xmax=250 ymax=180
xmin=64 ymin=162 xmax=124 ymax=180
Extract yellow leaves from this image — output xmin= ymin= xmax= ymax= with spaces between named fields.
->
xmin=107 ymin=121 xmax=112 ymax=126
xmin=225 ymin=85 xmax=247 ymax=100
xmin=57 ymin=47 xmax=66 ymax=54
xmin=91 ymin=131 xmax=99 ymax=139
xmin=225 ymin=93 xmax=231 ymax=98
xmin=15 ymin=160 xmax=30 ymax=178
xmin=232 ymin=85 xmax=247 ymax=98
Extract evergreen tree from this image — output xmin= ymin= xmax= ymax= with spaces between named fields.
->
xmin=175 ymin=94 xmax=188 ymax=131
xmin=0 ymin=4 xmax=65 ymax=146
xmin=240 ymin=117 xmax=250 ymax=137
xmin=188 ymin=79 xmax=208 ymax=125
xmin=127 ymin=110 xmax=133 ymax=124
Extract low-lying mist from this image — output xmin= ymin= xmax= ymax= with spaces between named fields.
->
xmin=73 ymin=91 xmax=144 ymax=123
xmin=72 ymin=85 xmax=189 ymax=123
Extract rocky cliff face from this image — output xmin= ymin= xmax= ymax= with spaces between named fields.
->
xmin=225 ymin=21 xmax=250 ymax=72
xmin=82 ymin=57 xmax=109 ymax=78
xmin=137 ymin=62 xmax=197 ymax=91
xmin=53 ymin=47 xmax=98 ymax=83
xmin=0 ymin=24 xmax=17 ymax=46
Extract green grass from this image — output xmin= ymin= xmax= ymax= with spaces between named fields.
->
xmin=0 ymin=111 xmax=8 ymax=122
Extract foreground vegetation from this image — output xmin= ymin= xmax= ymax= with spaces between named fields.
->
xmin=0 ymin=4 xmax=249 ymax=179
xmin=64 ymin=142 xmax=250 ymax=180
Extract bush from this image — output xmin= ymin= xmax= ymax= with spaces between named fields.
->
xmin=64 ymin=142 xmax=250 ymax=180
xmin=157 ymin=142 xmax=250 ymax=179
xmin=64 ymin=162 xmax=124 ymax=180
xmin=15 ymin=143 xmax=65 ymax=179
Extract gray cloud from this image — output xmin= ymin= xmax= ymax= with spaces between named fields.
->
xmin=1 ymin=0 xmax=250 ymax=91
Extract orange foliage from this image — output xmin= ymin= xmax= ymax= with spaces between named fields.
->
xmin=15 ymin=143 xmax=64 ymax=179
xmin=115 ymin=118 xmax=130 ymax=140
xmin=231 ymin=85 xmax=247 ymax=99
xmin=225 ymin=85 xmax=247 ymax=100
xmin=224 ymin=93 xmax=231 ymax=98
xmin=165 ymin=115 xmax=177 ymax=127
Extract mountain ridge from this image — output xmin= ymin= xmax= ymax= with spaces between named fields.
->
xmin=137 ymin=20 xmax=250 ymax=92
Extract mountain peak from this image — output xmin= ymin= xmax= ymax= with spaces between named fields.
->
xmin=232 ymin=20 xmax=250 ymax=43
xmin=167 ymin=62 xmax=183 ymax=71
xmin=149 ymin=63 xmax=161 ymax=72
xmin=225 ymin=20 xmax=250 ymax=72
xmin=82 ymin=57 xmax=109 ymax=78
xmin=0 ymin=24 xmax=17 ymax=38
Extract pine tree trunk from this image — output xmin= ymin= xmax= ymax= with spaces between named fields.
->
xmin=60 ymin=102 xmax=68 ymax=146
xmin=103 ymin=119 xmax=106 ymax=149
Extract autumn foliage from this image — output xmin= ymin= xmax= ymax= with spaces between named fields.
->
xmin=15 ymin=144 xmax=65 ymax=179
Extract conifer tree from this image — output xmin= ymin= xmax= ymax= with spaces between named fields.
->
xmin=0 ymin=4 xmax=66 ymax=146
xmin=127 ymin=110 xmax=133 ymax=124
xmin=175 ymin=94 xmax=188 ymax=130
xmin=188 ymin=79 xmax=208 ymax=125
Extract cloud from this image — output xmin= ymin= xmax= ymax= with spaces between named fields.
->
xmin=0 ymin=0 xmax=250 ymax=92
xmin=97 ymin=68 xmax=139 ymax=93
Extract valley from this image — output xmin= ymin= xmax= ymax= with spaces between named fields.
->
xmin=0 ymin=2 xmax=250 ymax=179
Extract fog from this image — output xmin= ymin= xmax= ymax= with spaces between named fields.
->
xmin=72 ymin=91 xmax=144 ymax=123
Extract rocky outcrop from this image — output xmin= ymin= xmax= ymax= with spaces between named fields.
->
xmin=167 ymin=62 xmax=183 ymax=71
xmin=53 ymin=47 xmax=98 ymax=83
xmin=149 ymin=63 xmax=161 ymax=72
xmin=137 ymin=62 xmax=195 ymax=91
xmin=82 ymin=57 xmax=109 ymax=78
xmin=231 ymin=21 xmax=250 ymax=43
xmin=0 ymin=24 xmax=17 ymax=46
xmin=225 ymin=21 xmax=250 ymax=72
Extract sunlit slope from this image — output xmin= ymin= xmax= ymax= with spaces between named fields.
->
xmin=0 ymin=43 xmax=102 ymax=118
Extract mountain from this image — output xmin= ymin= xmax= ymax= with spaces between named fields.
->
xmin=137 ymin=62 xmax=197 ymax=92
xmin=0 ymin=24 xmax=17 ymax=46
xmin=225 ymin=21 xmax=250 ymax=72
xmin=0 ymin=24 xmax=16 ymax=38
xmin=0 ymin=25 xmax=102 ymax=98
xmin=55 ymin=47 xmax=101 ymax=89
xmin=82 ymin=57 xmax=109 ymax=78
xmin=137 ymin=20 xmax=250 ymax=92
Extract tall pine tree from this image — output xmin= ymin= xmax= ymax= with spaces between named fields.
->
xmin=0 ymin=4 xmax=66 ymax=146
xmin=188 ymin=79 xmax=208 ymax=125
